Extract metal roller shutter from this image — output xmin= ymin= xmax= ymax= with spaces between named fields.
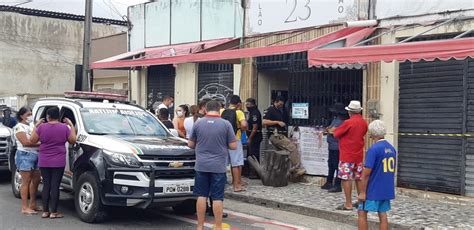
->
xmin=465 ymin=59 xmax=474 ymax=196
xmin=147 ymin=65 xmax=176 ymax=112
xmin=398 ymin=59 xmax=466 ymax=194
xmin=197 ymin=63 xmax=234 ymax=105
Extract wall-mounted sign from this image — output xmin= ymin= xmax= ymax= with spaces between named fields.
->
xmin=292 ymin=103 xmax=309 ymax=119
xmin=246 ymin=0 xmax=359 ymax=35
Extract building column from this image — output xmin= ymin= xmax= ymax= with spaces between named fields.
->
xmin=175 ymin=63 xmax=198 ymax=106
xmin=130 ymin=69 xmax=147 ymax=107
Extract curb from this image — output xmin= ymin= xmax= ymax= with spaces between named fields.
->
xmin=225 ymin=191 xmax=418 ymax=230
xmin=305 ymin=175 xmax=474 ymax=206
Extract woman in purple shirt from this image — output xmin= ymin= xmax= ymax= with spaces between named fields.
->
xmin=31 ymin=107 xmax=76 ymax=219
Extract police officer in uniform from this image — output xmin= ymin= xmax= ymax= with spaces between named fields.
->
xmin=245 ymin=98 xmax=263 ymax=162
xmin=263 ymin=96 xmax=306 ymax=176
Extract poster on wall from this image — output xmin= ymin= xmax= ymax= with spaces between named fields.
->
xmin=292 ymin=103 xmax=309 ymax=119
xmin=292 ymin=127 xmax=328 ymax=176
xmin=246 ymin=0 xmax=359 ymax=35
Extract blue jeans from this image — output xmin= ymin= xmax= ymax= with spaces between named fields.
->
xmin=327 ymin=150 xmax=341 ymax=187
xmin=193 ymin=171 xmax=226 ymax=201
xmin=15 ymin=150 xmax=38 ymax=171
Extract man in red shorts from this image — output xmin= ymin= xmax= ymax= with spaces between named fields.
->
xmin=332 ymin=100 xmax=368 ymax=210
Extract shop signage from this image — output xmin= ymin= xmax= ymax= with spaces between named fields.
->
xmin=375 ymin=0 xmax=473 ymax=20
xmin=292 ymin=127 xmax=328 ymax=176
xmin=246 ymin=0 xmax=359 ymax=35
xmin=292 ymin=103 xmax=309 ymax=119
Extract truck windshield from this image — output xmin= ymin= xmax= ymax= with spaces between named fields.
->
xmin=80 ymin=108 xmax=168 ymax=136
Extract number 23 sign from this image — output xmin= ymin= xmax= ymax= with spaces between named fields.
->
xmin=246 ymin=0 xmax=359 ymax=35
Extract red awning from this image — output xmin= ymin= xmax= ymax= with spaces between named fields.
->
xmin=308 ymin=37 xmax=474 ymax=67
xmin=92 ymin=38 xmax=239 ymax=69
xmin=92 ymin=27 xmax=375 ymax=70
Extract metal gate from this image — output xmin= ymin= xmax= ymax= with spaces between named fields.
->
xmin=197 ymin=63 xmax=234 ymax=105
xmin=288 ymin=69 xmax=363 ymax=127
xmin=257 ymin=52 xmax=363 ymax=127
xmin=398 ymin=59 xmax=467 ymax=194
xmin=147 ymin=65 xmax=176 ymax=112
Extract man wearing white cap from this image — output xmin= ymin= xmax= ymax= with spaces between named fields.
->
xmin=332 ymin=100 xmax=368 ymax=210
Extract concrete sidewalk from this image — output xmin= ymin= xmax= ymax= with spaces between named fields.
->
xmin=224 ymin=179 xmax=474 ymax=229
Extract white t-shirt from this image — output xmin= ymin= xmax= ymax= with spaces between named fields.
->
xmin=184 ymin=117 xmax=197 ymax=139
xmin=158 ymin=103 xmax=168 ymax=110
xmin=14 ymin=123 xmax=38 ymax=152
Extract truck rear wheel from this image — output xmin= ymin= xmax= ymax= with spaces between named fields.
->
xmin=75 ymin=172 xmax=107 ymax=223
xmin=173 ymin=199 xmax=197 ymax=215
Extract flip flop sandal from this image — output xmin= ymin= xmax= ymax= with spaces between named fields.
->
xmin=233 ymin=188 xmax=247 ymax=193
xmin=32 ymin=207 xmax=43 ymax=212
xmin=336 ymin=205 xmax=353 ymax=211
xmin=41 ymin=212 xmax=50 ymax=218
xmin=21 ymin=211 xmax=37 ymax=216
xmin=50 ymin=213 xmax=64 ymax=219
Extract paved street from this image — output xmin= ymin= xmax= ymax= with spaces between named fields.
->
xmin=0 ymin=173 xmax=355 ymax=230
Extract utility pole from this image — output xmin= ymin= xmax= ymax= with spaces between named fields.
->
xmin=82 ymin=0 xmax=93 ymax=91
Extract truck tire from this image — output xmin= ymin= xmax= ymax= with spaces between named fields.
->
xmin=173 ymin=199 xmax=197 ymax=215
xmin=11 ymin=164 xmax=21 ymax=199
xmin=75 ymin=172 xmax=107 ymax=223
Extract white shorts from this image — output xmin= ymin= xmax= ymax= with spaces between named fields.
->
xmin=229 ymin=141 xmax=244 ymax=167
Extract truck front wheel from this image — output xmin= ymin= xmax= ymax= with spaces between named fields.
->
xmin=75 ymin=172 xmax=106 ymax=223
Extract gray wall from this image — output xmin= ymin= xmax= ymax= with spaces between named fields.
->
xmin=129 ymin=0 xmax=243 ymax=51
xmin=0 ymin=11 xmax=126 ymax=97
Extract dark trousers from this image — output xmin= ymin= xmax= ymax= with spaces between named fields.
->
xmin=327 ymin=150 xmax=341 ymax=187
xmin=248 ymin=138 xmax=262 ymax=162
xmin=40 ymin=167 xmax=65 ymax=213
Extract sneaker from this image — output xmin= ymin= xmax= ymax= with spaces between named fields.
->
xmin=321 ymin=183 xmax=332 ymax=190
xmin=328 ymin=186 xmax=342 ymax=193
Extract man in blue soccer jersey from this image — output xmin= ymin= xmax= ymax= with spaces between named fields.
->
xmin=358 ymin=120 xmax=397 ymax=230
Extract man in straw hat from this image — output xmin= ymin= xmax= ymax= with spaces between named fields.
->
xmin=332 ymin=100 xmax=368 ymax=210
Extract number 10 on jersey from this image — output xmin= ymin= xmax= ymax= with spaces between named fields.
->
xmin=383 ymin=157 xmax=396 ymax=173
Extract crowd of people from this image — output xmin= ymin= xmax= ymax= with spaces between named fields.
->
xmin=182 ymin=97 xmax=396 ymax=230
xmin=13 ymin=106 xmax=76 ymax=219
xmin=322 ymin=100 xmax=397 ymax=230
xmin=10 ymin=94 xmax=396 ymax=229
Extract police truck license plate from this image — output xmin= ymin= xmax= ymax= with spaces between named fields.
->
xmin=165 ymin=184 xmax=190 ymax=193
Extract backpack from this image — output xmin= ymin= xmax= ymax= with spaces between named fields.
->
xmin=221 ymin=108 xmax=239 ymax=134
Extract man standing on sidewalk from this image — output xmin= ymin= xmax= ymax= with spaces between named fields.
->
xmin=358 ymin=120 xmax=396 ymax=230
xmin=245 ymin=98 xmax=263 ymax=162
xmin=188 ymin=100 xmax=237 ymax=230
xmin=333 ymin=100 xmax=368 ymax=210
xmin=221 ymin=95 xmax=248 ymax=192
xmin=322 ymin=103 xmax=345 ymax=193
xmin=263 ymin=96 xmax=306 ymax=176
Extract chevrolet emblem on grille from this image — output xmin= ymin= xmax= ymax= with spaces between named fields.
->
xmin=169 ymin=161 xmax=184 ymax=168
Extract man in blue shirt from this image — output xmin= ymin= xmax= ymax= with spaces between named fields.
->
xmin=188 ymin=100 xmax=237 ymax=230
xmin=358 ymin=120 xmax=396 ymax=230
